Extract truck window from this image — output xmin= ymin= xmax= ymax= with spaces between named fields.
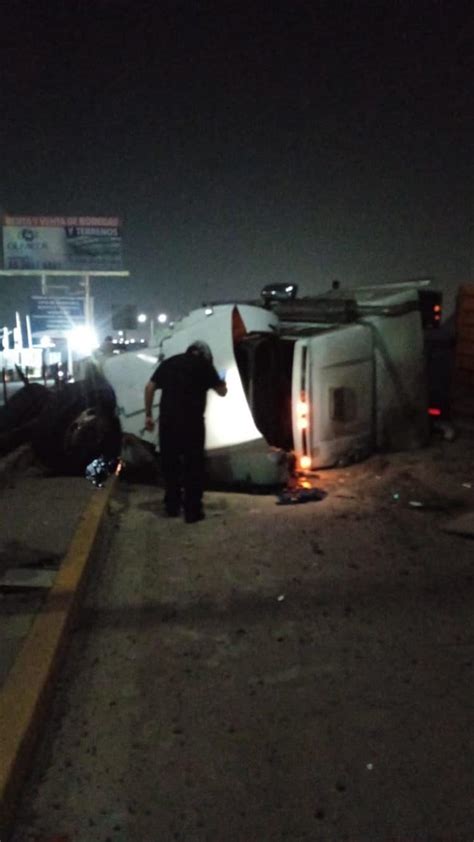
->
xmin=330 ymin=386 xmax=357 ymax=423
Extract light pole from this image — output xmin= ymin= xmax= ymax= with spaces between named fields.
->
xmin=137 ymin=313 xmax=152 ymax=344
xmin=153 ymin=313 xmax=168 ymax=346
xmin=137 ymin=312 xmax=168 ymax=346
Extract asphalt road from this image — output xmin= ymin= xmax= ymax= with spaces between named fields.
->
xmin=10 ymin=437 xmax=474 ymax=842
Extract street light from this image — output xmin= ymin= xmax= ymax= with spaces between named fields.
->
xmin=65 ymin=325 xmax=99 ymax=379
xmin=66 ymin=325 xmax=99 ymax=355
xmin=136 ymin=312 xmax=168 ymax=345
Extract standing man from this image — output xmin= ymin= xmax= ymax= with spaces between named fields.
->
xmin=144 ymin=341 xmax=227 ymax=523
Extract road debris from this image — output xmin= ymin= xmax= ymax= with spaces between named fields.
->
xmin=0 ymin=375 xmax=121 ymax=474
xmin=85 ymin=456 xmax=118 ymax=487
xmin=276 ymin=487 xmax=327 ymax=505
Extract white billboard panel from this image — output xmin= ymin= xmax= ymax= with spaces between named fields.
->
xmin=2 ymin=215 xmax=123 ymax=271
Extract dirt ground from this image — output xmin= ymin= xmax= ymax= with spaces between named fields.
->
xmin=10 ymin=433 xmax=474 ymax=842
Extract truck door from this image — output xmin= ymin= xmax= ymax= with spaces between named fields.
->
xmin=293 ymin=325 xmax=374 ymax=469
xmin=234 ymin=333 xmax=295 ymax=451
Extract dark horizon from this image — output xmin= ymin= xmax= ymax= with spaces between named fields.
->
xmin=1 ymin=0 xmax=472 ymax=328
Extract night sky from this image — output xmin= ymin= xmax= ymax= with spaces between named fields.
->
xmin=0 ymin=0 xmax=472 ymax=331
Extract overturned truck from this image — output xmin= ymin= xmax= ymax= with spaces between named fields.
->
xmin=99 ymin=284 xmax=429 ymax=486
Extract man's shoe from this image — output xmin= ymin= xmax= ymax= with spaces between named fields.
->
xmin=185 ymin=510 xmax=205 ymax=524
xmin=164 ymin=506 xmax=180 ymax=517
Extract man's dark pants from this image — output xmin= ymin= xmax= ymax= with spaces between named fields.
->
xmin=159 ymin=416 xmax=205 ymax=519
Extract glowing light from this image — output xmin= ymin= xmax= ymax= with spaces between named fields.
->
xmin=40 ymin=335 xmax=54 ymax=349
xmin=428 ymin=407 xmax=441 ymax=416
xmin=157 ymin=313 xmax=168 ymax=324
xmin=433 ymin=304 xmax=442 ymax=313
xmin=296 ymin=400 xmax=308 ymax=416
xmin=137 ymin=313 xmax=147 ymax=324
xmin=66 ymin=325 xmax=99 ymax=355
xmin=299 ymin=455 xmax=312 ymax=470
xmin=296 ymin=394 xmax=309 ymax=431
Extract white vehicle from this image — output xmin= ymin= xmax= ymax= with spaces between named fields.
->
xmin=97 ymin=285 xmax=429 ymax=486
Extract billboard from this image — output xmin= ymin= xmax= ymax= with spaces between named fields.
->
xmin=2 ymin=215 xmax=122 ymax=271
xmin=30 ymin=295 xmax=85 ymax=335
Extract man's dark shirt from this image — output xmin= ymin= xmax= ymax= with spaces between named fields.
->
xmin=151 ymin=353 xmax=222 ymax=423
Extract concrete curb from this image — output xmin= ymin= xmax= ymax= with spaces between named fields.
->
xmin=0 ymin=470 xmax=120 ymax=838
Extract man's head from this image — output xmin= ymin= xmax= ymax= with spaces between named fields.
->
xmin=186 ymin=341 xmax=213 ymax=364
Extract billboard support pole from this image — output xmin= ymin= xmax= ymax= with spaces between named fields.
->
xmin=66 ymin=336 xmax=73 ymax=381
xmin=15 ymin=312 xmax=23 ymax=351
xmin=84 ymin=274 xmax=93 ymax=326
xmin=25 ymin=315 xmax=33 ymax=349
